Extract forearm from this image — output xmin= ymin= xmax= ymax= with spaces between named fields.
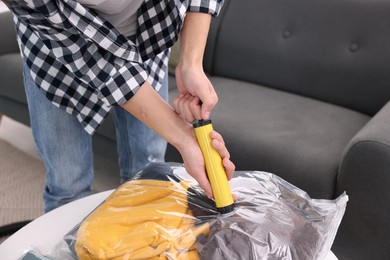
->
xmin=121 ymin=82 xmax=194 ymax=150
xmin=178 ymin=12 xmax=212 ymax=67
xmin=174 ymin=12 xmax=217 ymax=120
xmin=121 ymin=81 xmax=235 ymax=198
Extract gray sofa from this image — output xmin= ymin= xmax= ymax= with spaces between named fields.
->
xmin=2 ymin=0 xmax=390 ymax=259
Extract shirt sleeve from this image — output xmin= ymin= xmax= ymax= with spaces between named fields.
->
xmin=12 ymin=0 xmax=148 ymax=108
xmin=187 ymin=0 xmax=225 ymax=17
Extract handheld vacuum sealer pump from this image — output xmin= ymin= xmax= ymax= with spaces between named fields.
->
xmin=193 ymin=119 xmax=235 ymax=214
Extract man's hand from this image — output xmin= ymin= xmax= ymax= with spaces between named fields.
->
xmin=178 ymin=129 xmax=235 ymax=199
xmin=172 ymin=12 xmax=218 ymax=122
xmin=122 ymin=82 xmax=234 ymax=199
xmin=173 ymin=64 xmax=217 ymax=121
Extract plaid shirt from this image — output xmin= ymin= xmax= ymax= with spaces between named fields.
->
xmin=4 ymin=0 xmax=224 ymax=134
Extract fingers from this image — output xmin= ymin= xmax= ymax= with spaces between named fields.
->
xmin=210 ymin=131 xmax=236 ymax=180
xmin=210 ymin=131 xmax=227 ymax=154
xmin=200 ymin=86 xmax=218 ymax=120
xmin=183 ymin=157 xmax=214 ymax=199
xmin=177 ymin=122 xmax=234 ymax=201
xmin=190 ymin=97 xmax=202 ymax=119
xmin=222 ymin=157 xmax=235 ymax=180
xmin=179 ymin=95 xmax=194 ymax=122
xmin=175 ymin=64 xmax=218 ymax=120
xmin=194 ymin=170 xmax=214 ymax=199
xmin=179 ymin=138 xmax=215 ymax=199
xmin=173 ymin=94 xmax=202 ymax=122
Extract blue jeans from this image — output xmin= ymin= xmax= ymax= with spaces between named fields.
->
xmin=23 ymin=65 xmax=168 ymax=212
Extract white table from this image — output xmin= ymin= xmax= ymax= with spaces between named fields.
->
xmin=0 ymin=190 xmax=339 ymax=260
xmin=0 ymin=190 xmax=113 ymax=259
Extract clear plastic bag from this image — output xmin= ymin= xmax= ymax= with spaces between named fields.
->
xmin=20 ymin=163 xmax=347 ymax=260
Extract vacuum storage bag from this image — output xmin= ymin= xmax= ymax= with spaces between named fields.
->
xmin=21 ymin=162 xmax=348 ymax=260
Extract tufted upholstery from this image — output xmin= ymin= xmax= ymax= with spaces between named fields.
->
xmin=204 ymin=0 xmax=390 ymax=116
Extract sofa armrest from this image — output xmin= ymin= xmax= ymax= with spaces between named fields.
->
xmin=0 ymin=10 xmax=20 ymax=56
xmin=334 ymin=101 xmax=390 ymax=259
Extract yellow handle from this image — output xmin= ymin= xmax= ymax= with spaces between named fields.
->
xmin=194 ymin=120 xmax=234 ymax=213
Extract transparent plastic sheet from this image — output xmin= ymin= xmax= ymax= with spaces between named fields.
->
xmin=19 ymin=163 xmax=348 ymax=260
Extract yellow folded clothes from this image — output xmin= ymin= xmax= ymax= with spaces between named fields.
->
xmin=75 ymin=179 xmax=210 ymax=260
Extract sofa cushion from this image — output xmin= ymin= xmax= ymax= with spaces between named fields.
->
xmin=170 ymin=77 xmax=370 ymax=199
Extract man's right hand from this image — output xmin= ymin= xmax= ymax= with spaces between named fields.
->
xmin=173 ymin=64 xmax=218 ymax=122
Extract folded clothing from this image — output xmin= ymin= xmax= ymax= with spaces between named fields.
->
xmin=75 ymin=178 xmax=210 ymax=259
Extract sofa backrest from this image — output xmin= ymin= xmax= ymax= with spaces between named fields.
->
xmin=0 ymin=11 xmax=19 ymax=56
xmin=204 ymin=0 xmax=390 ymax=116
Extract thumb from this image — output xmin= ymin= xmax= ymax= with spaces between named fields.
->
xmin=201 ymin=107 xmax=211 ymax=120
xmin=200 ymin=90 xmax=218 ymax=120
xmin=196 ymin=171 xmax=213 ymax=199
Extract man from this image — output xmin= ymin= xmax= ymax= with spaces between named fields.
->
xmin=3 ymin=0 xmax=235 ymax=212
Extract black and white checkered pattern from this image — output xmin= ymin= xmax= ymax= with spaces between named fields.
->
xmin=5 ymin=0 xmax=224 ymax=134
